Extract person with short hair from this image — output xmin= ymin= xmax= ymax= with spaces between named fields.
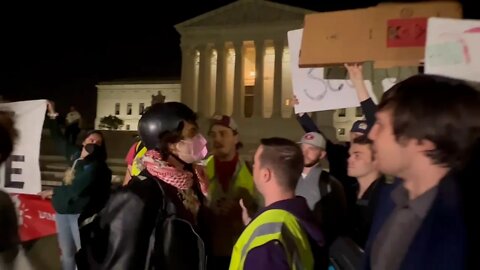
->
xmin=347 ymin=135 xmax=387 ymax=248
xmin=230 ymin=137 xmax=327 ymax=270
xmin=296 ymin=132 xmax=347 ymax=246
xmin=365 ymin=74 xmax=480 ymax=270
xmin=204 ymin=115 xmax=259 ymax=270
xmin=295 ymin=63 xmax=377 ymax=217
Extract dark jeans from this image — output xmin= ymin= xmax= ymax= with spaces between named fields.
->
xmin=65 ymin=123 xmax=80 ymax=145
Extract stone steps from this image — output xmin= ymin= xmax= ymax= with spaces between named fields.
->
xmin=40 ymin=172 xmax=124 ymax=187
xmin=37 ymin=151 xmax=256 ymax=190
xmin=39 ymin=155 xmax=126 ymax=188
xmin=42 ymin=163 xmax=126 ymax=174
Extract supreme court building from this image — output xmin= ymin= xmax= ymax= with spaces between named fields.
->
xmin=175 ymin=0 xmax=313 ymax=120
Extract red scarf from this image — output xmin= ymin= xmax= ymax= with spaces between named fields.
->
xmin=214 ymin=154 xmax=239 ymax=192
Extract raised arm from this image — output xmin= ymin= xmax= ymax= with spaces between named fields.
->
xmin=293 ymin=96 xmax=330 ymax=138
xmin=46 ymin=101 xmax=80 ymax=161
xmin=296 ymin=113 xmax=320 ymax=134
xmin=345 ymin=63 xmax=377 ymax=131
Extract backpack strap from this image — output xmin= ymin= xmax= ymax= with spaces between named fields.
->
xmin=143 ymin=175 xmax=170 ymax=270
xmin=142 ymin=174 xmax=206 ymax=270
xmin=319 ymin=170 xmax=332 ymax=198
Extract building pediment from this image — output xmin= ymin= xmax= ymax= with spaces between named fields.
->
xmin=175 ymin=0 xmax=313 ymax=32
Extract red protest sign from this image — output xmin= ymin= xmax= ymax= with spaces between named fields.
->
xmin=10 ymin=193 xmax=57 ymax=242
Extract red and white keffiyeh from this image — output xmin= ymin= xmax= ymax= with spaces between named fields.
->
xmin=141 ymin=150 xmax=194 ymax=190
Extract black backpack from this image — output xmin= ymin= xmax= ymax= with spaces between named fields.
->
xmin=318 ymin=170 xmax=333 ymax=198
xmin=76 ymin=173 xmax=207 ymax=270
xmin=141 ymin=175 xmax=207 ymax=270
xmin=317 ymin=171 xmax=364 ymax=270
xmin=314 ymin=171 xmax=348 ymax=246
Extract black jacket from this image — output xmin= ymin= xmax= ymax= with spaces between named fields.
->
xmin=363 ymin=173 xmax=471 ymax=269
xmin=47 ymin=118 xmax=111 ymax=215
xmin=76 ymin=170 xmax=207 ymax=270
xmin=313 ymin=171 xmax=347 ymax=246
xmin=349 ymin=176 xmax=390 ymax=248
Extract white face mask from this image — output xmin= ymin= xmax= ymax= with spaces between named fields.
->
xmin=175 ymin=134 xmax=208 ymax=164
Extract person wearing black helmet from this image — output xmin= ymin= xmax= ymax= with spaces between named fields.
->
xmin=76 ymin=102 xmax=209 ymax=270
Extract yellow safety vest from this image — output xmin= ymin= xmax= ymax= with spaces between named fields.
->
xmin=205 ymin=155 xmax=259 ymax=256
xmin=131 ymin=142 xmax=147 ymax=176
xmin=205 ymin=155 xmax=256 ymax=212
xmin=229 ymin=209 xmax=314 ymax=270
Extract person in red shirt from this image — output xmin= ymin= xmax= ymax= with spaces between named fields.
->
xmin=204 ymin=115 xmax=259 ymax=270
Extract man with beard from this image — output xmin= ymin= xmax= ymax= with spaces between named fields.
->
xmin=204 ymin=115 xmax=259 ymax=270
xmin=295 ymin=64 xmax=376 ymax=215
xmin=296 ymin=132 xmax=347 ymax=246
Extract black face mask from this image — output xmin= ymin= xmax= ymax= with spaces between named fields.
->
xmin=85 ymin=143 xmax=100 ymax=155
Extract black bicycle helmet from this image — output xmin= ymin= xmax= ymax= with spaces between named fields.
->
xmin=138 ymin=102 xmax=196 ymax=149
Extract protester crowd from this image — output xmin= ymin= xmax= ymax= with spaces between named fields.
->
xmin=1 ymin=62 xmax=479 ymax=270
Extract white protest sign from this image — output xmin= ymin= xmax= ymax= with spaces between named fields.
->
xmin=288 ymin=28 xmax=377 ymax=113
xmin=0 ymin=100 xmax=47 ymax=194
xmin=425 ymin=18 xmax=480 ymax=82
xmin=382 ymin=78 xmax=397 ymax=93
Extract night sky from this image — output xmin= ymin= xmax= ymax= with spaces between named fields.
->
xmin=0 ymin=0 xmax=474 ymax=127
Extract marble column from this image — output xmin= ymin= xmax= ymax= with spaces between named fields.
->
xmin=215 ymin=42 xmax=227 ymax=115
xmin=180 ymin=45 xmax=196 ymax=109
xmin=197 ymin=44 xmax=212 ymax=117
xmin=253 ymin=39 xmax=265 ymax=118
xmin=232 ymin=41 xmax=245 ymax=118
xmin=272 ymin=39 xmax=284 ymax=118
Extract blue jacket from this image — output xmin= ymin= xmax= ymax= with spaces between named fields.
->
xmin=363 ymin=173 xmax=469 ymax=270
